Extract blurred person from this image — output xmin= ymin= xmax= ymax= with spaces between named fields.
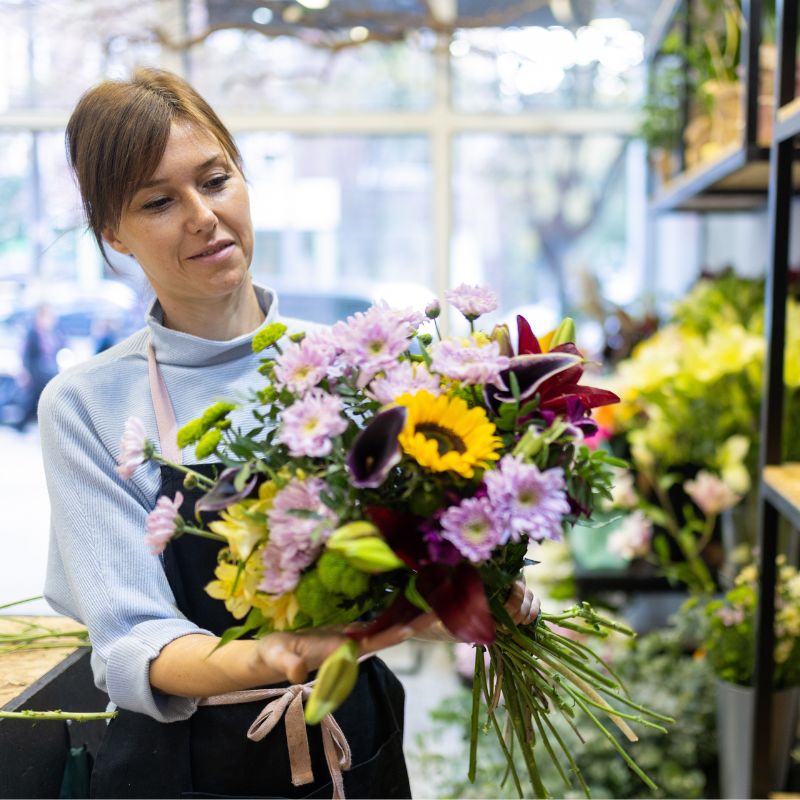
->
xmin=16 ymin=303 xmax=64 ymax=432
xmin=93 ymin=318 xmax=118 ymax=354
xmin=39 ymin=67 xmax=538 ymax=798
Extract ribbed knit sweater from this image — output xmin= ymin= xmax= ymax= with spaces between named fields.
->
xmin=40 ymin=285 xmax=307 ymax=722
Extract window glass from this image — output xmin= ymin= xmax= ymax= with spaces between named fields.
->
xmin=452 ymin=133 xmax=637 ymax=336
xmin=237 ymin=133 xmax=433 ymax=309
xmin=451 ymin=22 xmax=646 ymax=113
xmin=0 ymin=0 xmax=166 ymax=112
xmin=190 ymin=35 xmax=434 ymax=113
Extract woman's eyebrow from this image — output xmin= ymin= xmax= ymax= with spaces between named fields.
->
xmin=138 ymin=155 xmax=226 ymax=190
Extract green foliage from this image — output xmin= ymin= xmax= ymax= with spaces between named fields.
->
xmin=316 ymin=551 xmax=370 ymax=599
xmin=411 ymin=625 xmax=717 ymax=799
xmin=698 ymin=557 xmax=800 ymax=688
xmin=294 ymin=570 xmax=361 ymax=627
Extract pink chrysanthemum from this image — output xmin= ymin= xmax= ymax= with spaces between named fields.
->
xmin=429 ymin=339 xmax=509 ymax=388
xmin=259 ymin=477 xmax=336 ymax=594
xmin=332 ymin=306 xmax=411 ymax=386
xmin=369 ymin=361 xmax=442 ymax=404
xmin=116 ymin=416 xmax=150 ymax=479
xmin=439 ymin=495 xmax=504 ymax=563
xmin=145 ymin=492 xmax=184 ymax=555
xmin=445 ymin=284 xmax=498 ymax=320
xmin=277 ymin=390 xmax=348 ymax=458
xmin=484 ymin=455 xmax=569 ymax=543
xmin=273 ymin=339 xmax=334 ymax=395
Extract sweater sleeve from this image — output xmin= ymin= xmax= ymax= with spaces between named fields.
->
xmin=39 ymin=375 xmax=214 ymax=723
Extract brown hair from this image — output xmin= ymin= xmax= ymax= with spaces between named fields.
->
xmin=66 ymin=67 xmax=243 ymax=260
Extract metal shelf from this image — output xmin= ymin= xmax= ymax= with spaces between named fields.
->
xmin=762 ymin=463 xmax=800 ymax=530
xmin=775 ymin=97 xmax=800 ymax=144
xmin=650 ymin=144 xmax=773 ymax=212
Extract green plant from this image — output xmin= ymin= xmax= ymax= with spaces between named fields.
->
xmin=411 ymin=625 xmax=717 ymax=799
xmin=697 ymin=556 xmax=800 ymax=688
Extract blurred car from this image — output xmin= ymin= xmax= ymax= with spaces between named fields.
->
xmin=0 ymin=281 xmax=143 ymax=426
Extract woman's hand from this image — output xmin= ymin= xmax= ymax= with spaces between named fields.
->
xmin=505 ymin=579 xmax=541 ymax=626
xmin=253 ymin=622 xmax=418 ymax=685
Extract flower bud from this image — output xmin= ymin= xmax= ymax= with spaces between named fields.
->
xmin=425 ymin=299 xmax=441 ymax=319
xmin=305 ymin=640 xmax=360 ymax=724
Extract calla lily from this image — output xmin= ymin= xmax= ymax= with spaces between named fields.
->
xmin=346 ymin=562 xmax=496 ymax=645
xmin=415 ymin=563 xmax=496 ymax=644
xmin=195 ymin=466 xmax=258 ymax=514
xmin=346 ymin=406 xmax=407 ymax=488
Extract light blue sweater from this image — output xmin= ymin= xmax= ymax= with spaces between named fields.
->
xmin=40 ymin=286 xmax=307 ymax=722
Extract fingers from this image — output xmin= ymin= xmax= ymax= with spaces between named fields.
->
xmin=504 ymin=580 xmax=540 ymax=625
xmin=357 ymin=623 xmax=415 ymax=655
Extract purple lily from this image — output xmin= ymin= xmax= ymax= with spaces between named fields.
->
xmin=195 ymin=466 xmax=258 ymax=514
xmin=346 ymin=406 xmax=407 ymax=488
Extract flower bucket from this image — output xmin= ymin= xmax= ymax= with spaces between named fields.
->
xmin=715 ymin=679 xmax=799 ymax=798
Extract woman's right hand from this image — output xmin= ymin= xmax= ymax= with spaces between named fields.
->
xmin=253 ymin=621 xmax=419 ymax=685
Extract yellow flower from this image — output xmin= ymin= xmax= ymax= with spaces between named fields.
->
xmin=206 ymin=561 xmax=261 ymax=620
xmin=393 ymin=390 xmax=501 ymax=478
xmin=205 ymin=554 xmax=300 ymax=629
xmin=208 ymin=481 xmax=277 ymax=561
xmin=250 ymin=588 xmax=301 ymax=631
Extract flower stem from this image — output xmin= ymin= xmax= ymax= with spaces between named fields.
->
xmin=151 ymin=456 xmax=216 ymax=489
xmin=180 ymin=525 xmax=227 ymax=543
xmin=0 ymin=710 xmax=117 ymax=721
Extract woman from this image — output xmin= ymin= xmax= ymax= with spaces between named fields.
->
xmin=40 ymin=68 xmax=537 ymax=799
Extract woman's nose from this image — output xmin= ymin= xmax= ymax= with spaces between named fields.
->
xmin=184 ymin=191 xmax=217 ymax=233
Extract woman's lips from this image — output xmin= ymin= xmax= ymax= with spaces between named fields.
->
xmin=187 ymin=242 xmax=235 ymax=263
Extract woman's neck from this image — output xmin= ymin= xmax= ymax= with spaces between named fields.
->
xmin=160 ymin=280 xmax=265 ymax=341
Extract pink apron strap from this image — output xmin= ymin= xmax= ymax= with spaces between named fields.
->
xmin=147 ymin=341 xmax=182 ymax=465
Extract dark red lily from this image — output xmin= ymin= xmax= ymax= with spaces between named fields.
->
xmin=363 ymin=506 xmax=497 ymax=644
xmin=486 ymin=315 xmax=618 ymax=416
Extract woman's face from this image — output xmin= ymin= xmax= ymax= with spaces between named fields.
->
xmin=103 ymin=122 xmax=254 ymax=313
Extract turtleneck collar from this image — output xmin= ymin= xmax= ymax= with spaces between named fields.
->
xmin=146 ymin=285 xmax=278 ymax=367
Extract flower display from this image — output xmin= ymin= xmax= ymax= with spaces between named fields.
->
xmin=116 ymin=288 xmax=671 ymax=798
xmin=698 ymin=556 xmax=800 ymax=689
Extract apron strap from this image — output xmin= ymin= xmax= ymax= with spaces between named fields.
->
xmin=200 ymin=684 xmax=352 ymax=800
xmin=147 ymin=340 xmax=182 ymax=465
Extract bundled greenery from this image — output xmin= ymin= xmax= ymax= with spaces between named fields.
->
xmin=412 ymin=625 xmax=717 ymax=799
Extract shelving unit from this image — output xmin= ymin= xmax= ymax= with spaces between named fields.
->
xmin=752 ymin=0 xmax=799 ymax=795
xmin=647 ymin=0 xmax=770 ymax=212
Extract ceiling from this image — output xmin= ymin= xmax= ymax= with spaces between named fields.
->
xmin=204 ymin=0 xmax=661 ymax=41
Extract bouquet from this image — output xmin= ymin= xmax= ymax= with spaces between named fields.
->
xmin=119 ymin=284 xmax=671 ymax=797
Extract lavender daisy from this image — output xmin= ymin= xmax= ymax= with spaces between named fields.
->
xmin=332 ymin=305 xmax=411 ymax=386
xmin=369 ymin=360 xmax=442 ymax=404
xmin=445 ymin=283 xmax=498 ymax=321
xmin=259 ymin=477 xmax=336 ymax=594
xmin=484 ymin=455 xmax=570 ymax=543
xmin=439 ymin=496 xmax=504 ymax=563
xmin=277 ymin=390 xmax=348 ymax=458
xmin=430 ymin=339 xmax=509 ymax=388
xmin=145 ymin=492 xmax=184 ymax=555
xmin=273 ymin=339 xmax=334 ymax=395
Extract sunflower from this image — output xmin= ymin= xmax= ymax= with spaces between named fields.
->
xmin=394 ymin=390 xmax=501 ymax=478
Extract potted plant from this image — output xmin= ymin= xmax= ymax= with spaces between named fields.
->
xmin=696 ymin=557 xmax=800 ymax=797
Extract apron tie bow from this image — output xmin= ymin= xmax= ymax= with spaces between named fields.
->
xmin=200 ymin=684 xmax=352 ymax=799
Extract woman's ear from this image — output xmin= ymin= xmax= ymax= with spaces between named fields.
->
xmin=102 ymin=226 xmax=132 ymax=256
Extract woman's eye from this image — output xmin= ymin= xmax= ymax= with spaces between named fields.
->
xmin=143 ymin=197 xmax=170 ymax=211
xmin=206 ymin=174 xmax=230 ymax=191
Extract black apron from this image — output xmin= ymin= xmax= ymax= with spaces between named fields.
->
xmin=89 ymin=344 xmax=411 ymax=799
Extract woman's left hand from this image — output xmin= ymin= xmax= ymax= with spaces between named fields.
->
xmin=505 ymin=579 xmax=541 ymax=626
